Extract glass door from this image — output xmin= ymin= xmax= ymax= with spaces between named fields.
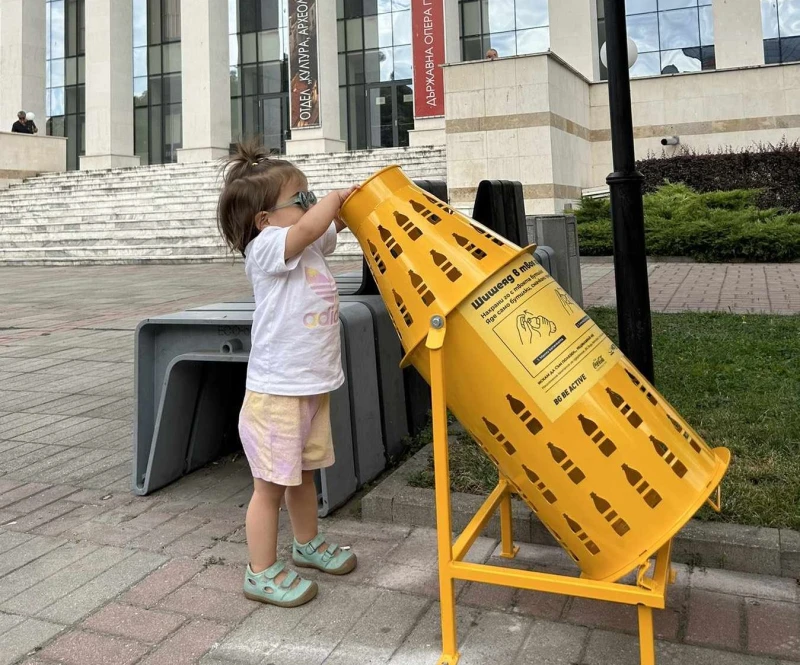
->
xmin=368 ymin=85 xmax=394 ymax=149
xmin=367 ymin=81 xmax=413 ymax=149
xmin=396 ymin=82 xmax=414 ymax=147
xmin=257 ymin=93 xmax=290 ymax=154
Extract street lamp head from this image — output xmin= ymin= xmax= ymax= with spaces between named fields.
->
xmin=600 ymin=38 xmax=639 ymax=69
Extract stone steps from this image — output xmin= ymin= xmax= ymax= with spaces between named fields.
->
xmin=0 ymin=227 xmax=362 ymax=250
xmin=0 ymin=215 xmax=217 ymax=229
xmin=0 ymin=166 xmax=443 ymax=203
xmin=8 ymin=149 xmax=443 ymax=187
xmin=0 ymin=241 xmax=363 ymax=260
xmin=0 ymin=147 xmax=445 ymax=265
xmin=0 ymin=165 xmax=443 ymax=197
xmin=0 ymin=215 xmax=364 ymax=236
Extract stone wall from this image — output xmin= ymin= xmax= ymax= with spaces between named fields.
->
xmin=443 ymin=54 xmax=591 ymax=216
xmin=443 ymin=54 xmax=800 ymax=215
xmin=0 ymin=132 xmax=67 ymax=186
xmin=591 ymin=63 xmax=800 ymax=188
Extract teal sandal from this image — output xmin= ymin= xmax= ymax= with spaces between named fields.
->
xmin=292 ymin=534 xmax=357 ymax=575
xmin=243 ymin=560 xmax=318 ymax=607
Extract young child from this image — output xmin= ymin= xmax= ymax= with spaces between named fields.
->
xmin=217 ymin=140 xmax=357 ymax=607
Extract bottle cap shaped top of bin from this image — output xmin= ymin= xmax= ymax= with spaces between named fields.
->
xmin=340 ymin=166 xmax=730 ymax=583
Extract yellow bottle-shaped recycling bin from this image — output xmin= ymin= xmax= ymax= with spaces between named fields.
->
xmin=340 ymin=166 xmax=730 ymax=584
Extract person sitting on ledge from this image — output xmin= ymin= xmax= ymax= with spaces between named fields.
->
xmin=11 ymin=111 xmax=32 ymax=133
xmin=486 ymin=48 xmax=499 ymax=60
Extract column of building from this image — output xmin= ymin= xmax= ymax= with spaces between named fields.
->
xmin=548 ymin=0 xmax=599 ymax=81
xmin=0 ymin=0 xmax=46 ymax=130
xmin=713 ymin=0 xmax=765 ymax=69
xmin=177 ymin=0 xmax=231 ymax=163
xmin=81 ymin=0 xmax=140 ymax=169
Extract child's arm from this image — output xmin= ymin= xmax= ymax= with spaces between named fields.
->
xmin=285 ymin=187 xmax=356 ymax=260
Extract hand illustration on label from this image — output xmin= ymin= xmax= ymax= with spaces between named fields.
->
xmin=516 ymin=310 xmax=557 ymax=344
xmin=555 ymin=288 xmax=574 ymax=315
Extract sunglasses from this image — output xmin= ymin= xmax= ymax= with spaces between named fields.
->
xmin=268 ymin=190 xmax=318 ymax=212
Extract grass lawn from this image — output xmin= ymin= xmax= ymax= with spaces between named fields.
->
xmin=409 ymin=309 xmax=800 ymax=530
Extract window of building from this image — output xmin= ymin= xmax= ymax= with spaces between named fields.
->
xmin=46 ymin=0 xmax=85 ymax=170
xmin=133 ymin=0 xmax=182 ymax=165
xmin=597 ymin=0 xmax=715 ymax=80
xmin=459 ymin=0 xmax=549 ymax=61
xmin=337 ymin=0 xmax=414 ymax=150
xmin=763 ymin=0 xmax=800 ymax=63
xmin=229 ymin=0 xmax=290 ymax=154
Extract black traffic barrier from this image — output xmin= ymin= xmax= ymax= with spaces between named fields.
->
xmin=472 ymin=179 xmax=528 ymax=246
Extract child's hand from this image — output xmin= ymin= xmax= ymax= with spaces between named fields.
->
xmin=335 ymin=186 xmax=358 ymax=207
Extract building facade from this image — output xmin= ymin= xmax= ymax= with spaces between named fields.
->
xmin=1 ymin=1 xmax=799 ymax=192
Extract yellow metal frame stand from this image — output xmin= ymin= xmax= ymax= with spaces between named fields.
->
xmin=426 ymin=318 xmax=674 ymax=665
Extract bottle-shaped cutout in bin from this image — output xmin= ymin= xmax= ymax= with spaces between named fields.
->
xmin=469 ymin=222 xmax=505 ymax=246
xmin=367 ymin=240 xmax=387 ymax=274
xmin=393 ymin=211 xmax=423 ymax=240
xmin=409 ymin=270 xmax=436 ymax=306
xmin=453 ymin=233 xmax=487 ymax=260
xmin=430 ymin=249 xmax=462 ymax=282
xmin=522 ymin=464 xmax=558 ymax=504
xmin=564 ymin=514 xmax=601 ymax=555
xmin=410 ymin=199 xmax=442 ymax=224
xmin=622 ymin=464 xmax=662 ymax=508
xmin=423 ymin=193 xmax=455 ymax=215
xmin=548 ymin=443 xmax=586 ymax=484
xmin=378 ymin=225 xmax=403 ymax=258
xmin=577 ymin=414 xmax=617 ymax=457
xmin=483 ymin=417 xmax=516 ymax=455
xmin=606 ymin=388 xmax=643 ymax=428
xmin=507 ymin=394 xmax=544 ymax=435
xmin=625 ymin=368 xmax=658 ymax=406
xmin=666 ymin=413 xmax=703 ymax=454
xmin=393 ymin=290 xmax=413 ymax=327
xmin=590 ymin=492 xmax=631 ymax=536
xmin=651 ymin=436 xmax=688 ymax=478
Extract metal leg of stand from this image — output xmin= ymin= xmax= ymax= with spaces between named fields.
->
xmin=498 ymin=480 xmax=519 ymax=559
xmin=428 ymin=320 xmax=460 ymax=665
xmin=637 ymin=605 xmax=656 ymax=665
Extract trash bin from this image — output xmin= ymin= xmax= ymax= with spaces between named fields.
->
xmin=340 ymin=165 xmax=730 ymax=582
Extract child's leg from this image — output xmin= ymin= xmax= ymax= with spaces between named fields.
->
xmin=285 ymin=470 xmax=318 ymax=544
xmin=246 ymin=478 xmax=285 ymax=573
xmin=243 ymin=475 xmax=318 ymax=607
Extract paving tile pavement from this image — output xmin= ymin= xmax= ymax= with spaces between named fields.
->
xmin=580 ymin=260 xmax=800 ymax=314
xmin=0 ymin=261 xmax=798 ymax=664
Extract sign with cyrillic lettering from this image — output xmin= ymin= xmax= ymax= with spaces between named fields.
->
xmin=412 ymin=0 xmax=445 ymax=118
xmin=289 ymin=0 xmax=319 ymax=128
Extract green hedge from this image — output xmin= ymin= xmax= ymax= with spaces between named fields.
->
xmin=637 ymin=140 xmax=800 ymax=212
xmin=576 ymin=184 xmax=800 ymax=262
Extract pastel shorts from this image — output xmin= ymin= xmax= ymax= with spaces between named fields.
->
xmin=238 ymin=390 xmax=334 ymax=486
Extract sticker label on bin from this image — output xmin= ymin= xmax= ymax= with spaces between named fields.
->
xmin=461 ymin=254 xmax=619 ymax=422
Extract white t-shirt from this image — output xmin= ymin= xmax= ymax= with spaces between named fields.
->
xmin=244 ymin=223 xmax=344 ymax=396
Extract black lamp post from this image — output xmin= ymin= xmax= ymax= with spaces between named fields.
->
xmin=603 ymin=0 xmax=655 ymax=383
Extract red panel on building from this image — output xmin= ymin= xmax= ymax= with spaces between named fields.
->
xmin=412 ymin=0 xmax=446 ymax=118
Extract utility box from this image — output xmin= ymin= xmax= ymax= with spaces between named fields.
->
xmin=526 ymin=214 xmax=584 ymax=307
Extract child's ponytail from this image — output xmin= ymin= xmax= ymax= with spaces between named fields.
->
xmin=216 ymin=139 xmax=307 ymax=257
xmin=222 ymin=138 xmax=275 ymax=184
